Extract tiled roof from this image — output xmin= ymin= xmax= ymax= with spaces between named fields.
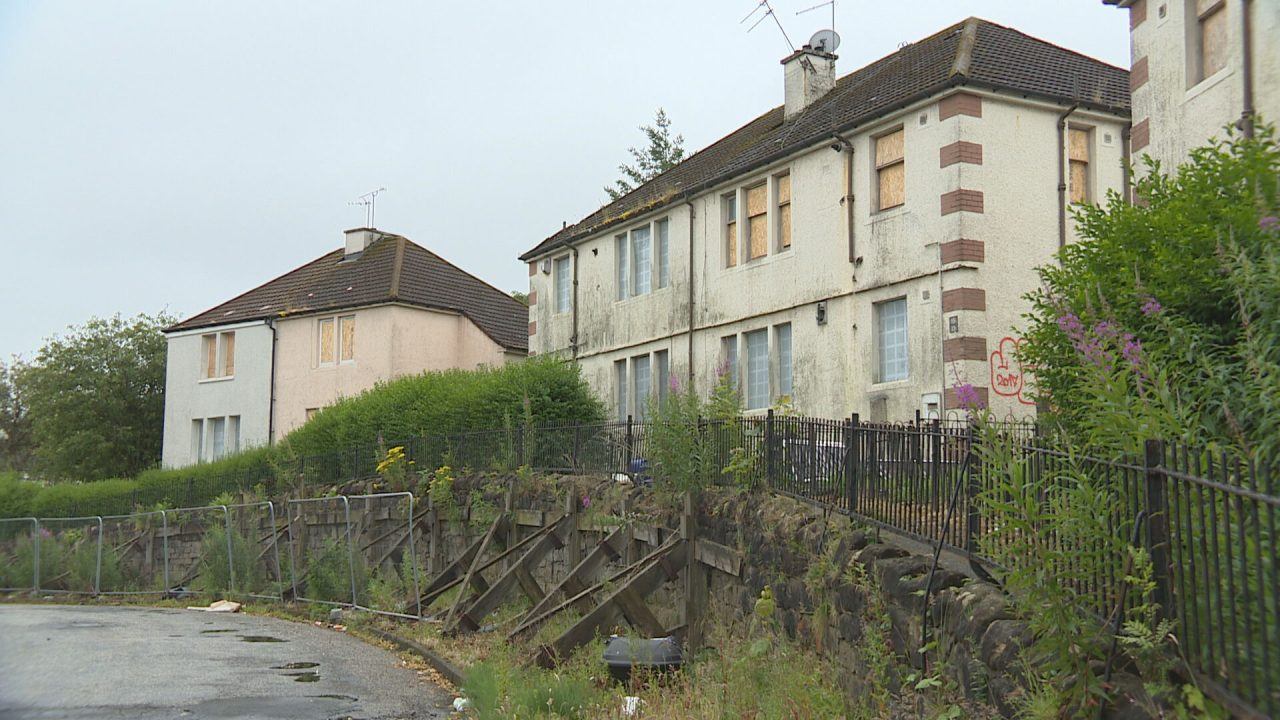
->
xmin=520 ymin=17 xmax=1129 ymax=261
xmin=167 ymin=233 xmax=529 ymax=352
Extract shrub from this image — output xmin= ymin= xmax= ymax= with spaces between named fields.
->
xmin=194 ymin=524 xmax=262 ymax=596
xmin=283 ymin=355 xmax=603 ymax=460
xmin=0 ymin=473 xmax=39 ymax=519
xmin=1021 ymin=122 xmax=1280 ymax=456
xmin=304 ymin=538 xmax=366 ymax=604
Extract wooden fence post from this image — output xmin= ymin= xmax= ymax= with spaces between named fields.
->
xmin=564 ymin=489 xmax=582 ymax=570
xmin=1144 ymin=439 xmax=1174 ymax=621
xmin=681 ymin=491 xmax=706 ymax=651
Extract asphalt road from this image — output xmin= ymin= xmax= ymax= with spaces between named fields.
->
xmin=0 ymin=604 xmax=453 ymax=720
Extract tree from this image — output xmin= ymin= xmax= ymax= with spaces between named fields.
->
xmin=0 ymin=360 xmax=33 ymax=472
xmin=1018 ymin=123 xmax=1279 ymax=456
xmin=604 ymin=108 xmax=686 ymax=201
xmin=510 ymin=290 xmax=529 ymax=307
xmin=16 ymin=312 xmax=174 ymax=481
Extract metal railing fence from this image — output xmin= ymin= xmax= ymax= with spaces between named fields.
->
xmin=1 ymin=413 xmax=1274 ymax=715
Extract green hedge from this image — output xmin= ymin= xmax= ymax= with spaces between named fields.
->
xmin=283 ymin=355 xmax=603 ymax=457
xmin=2 ymin=357 xmax=602 ymax=519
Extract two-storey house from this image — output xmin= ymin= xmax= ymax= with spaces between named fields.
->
xmin=1104 ymin=0 xmax=1277 ymax=168
xmin=161 ymin=228 xmax=528 ymax=468
xmin=521 ymin=18 xmax=1130 ymax=423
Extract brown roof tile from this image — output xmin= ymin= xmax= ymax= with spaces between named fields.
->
xmin=167 ymin=233 xmax=528 ymax=352
xmin=520 ymin=17 xmax=1128 ymax=261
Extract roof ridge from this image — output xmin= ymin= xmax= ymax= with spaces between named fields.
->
xmin=951 ymin=17 xmax=979 ymax=77
xmin=388 ymin=235 xmax=406 ymax=300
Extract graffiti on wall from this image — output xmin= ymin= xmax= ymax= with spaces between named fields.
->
xmin=989 ymin=337 xmax=1035 ymax=406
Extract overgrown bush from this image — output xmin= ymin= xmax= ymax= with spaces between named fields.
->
xmin=1021 ymin=122 xmax=1280 ymax=457
xmin=284 ymin=356 xmax=603 ymax=459
xmin=304 ymin=538 xmax=366 ymax=604
xmin=645 ymin=368 xmax=743 ymax=494
xmin=0 ymin=472 xmax=39 ymax=518
xmin=194 ymin=524 xmax=263 ymax=596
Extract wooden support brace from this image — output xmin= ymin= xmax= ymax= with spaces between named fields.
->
xmin=535 ymin=539 xmax=689 ymax=667
xmin=520 ymin=522 xmax=632 ymax=624
xmin=508 ymin=533 xmax=677 ymax=644
xmin=448 ymin=514 xmax=570 ymax=633
xmin=442 ymin=511 xmax=510 ymax=629
xmin=407 ymin=514 xmax=555 ymax=614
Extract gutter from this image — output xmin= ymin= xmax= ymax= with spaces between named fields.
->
xmin=521 ymin=77 xmax=1131 ymax=262
xmin=1239 ymin=0 xmax=1255 ymax=138
xmin=1056 ymin=103 xmax=1080 ymax=250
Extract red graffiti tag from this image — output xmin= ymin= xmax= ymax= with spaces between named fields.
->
xmin=989 ymin=337 xmax=1035 ymax=406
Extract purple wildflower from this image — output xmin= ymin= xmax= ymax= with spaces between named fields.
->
xmin=1140 ymin=296 xmax=1162 ymax=317
xmin=581 ymin=495 xmax=591 ymax=510
xmin=1056 ymin=312 xmax=1085 ymax=342
xmin=667 ymin=373 xmax=681 ymax=393
xmin=1121 ymin=333 xmax=1143 ymax=368
xmin=953 ymin=383 xmax=986 ymax=410
xmin=1092 ymin=320 xmax=1119 ymax=340
xmin=1260 ymin=216 xmax=1280 ymax=232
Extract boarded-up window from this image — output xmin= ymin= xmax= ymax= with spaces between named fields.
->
xmin=318 ymin=318 xmax=335 ymax=364
xmin=746 ymin=183 xmax=768 ymax=260
xmin=1196 ymin=0 xmax=1228 ymax=81
xmin=339 ymin=315 xmax=355 ymax=362
xmin=776 ymin=173 xmax=792 ymax=249
xmin=723 ymin=193 xmax=738 ymax=267
xmin=1068 ymin=128 xmax=1091 ymax=204
xmin=220 ymin=332 xmax=235 ymax=377
xmin=876 ymin=129 xmax=905 ymax=211
xmin=202 ymin=334 xmax=217 ymax=378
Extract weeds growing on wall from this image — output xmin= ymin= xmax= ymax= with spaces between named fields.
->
xmin=645 ymin=368 xmax=743 ymax=497
xmin=194 ymin=524 xmax=262 ymax=596
xmin=304 ymin=538 xmax=367 ymax=604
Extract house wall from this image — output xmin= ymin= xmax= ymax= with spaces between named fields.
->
xmin=1126 ymin=0 xmax=1280 ymax=170
xmin=161 ymin=321 xmax=273 ymax=468
xmin=528 ymin=89 xmax=1128 ymax=423
xmin=272 ymin=303 xmax=513 ymax=438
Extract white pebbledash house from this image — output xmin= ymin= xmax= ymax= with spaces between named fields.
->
xmin=161 ymin=228 xmax=528 ymax=468
xmin=521 ymin=18 xmax=1131 ymax=423
xmin=1102 ymin=0 xmax=1278 ymax=169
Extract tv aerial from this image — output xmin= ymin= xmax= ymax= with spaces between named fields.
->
xmin=741 ymin=0 xmax=795 ymax=52
xmin=349 ymin=187 xmax=386 ymax=228
xmin=809 ymin=28 xmax=841 ymax=53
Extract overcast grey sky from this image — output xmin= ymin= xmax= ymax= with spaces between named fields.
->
xmin=0 ymin=1 xmax=1128 ymax=359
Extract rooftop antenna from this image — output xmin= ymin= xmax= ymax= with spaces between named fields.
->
xmin=349 ymin=187 xmax=386 ymax=228
xmin=741 ymin=0 xmax=795 ymax=52
xmin=796 ymin=0 xmax=836 ymax=39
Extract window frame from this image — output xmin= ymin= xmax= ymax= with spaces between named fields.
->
xmin=744 ymin=182 xmax=769 ymax=262
xmin=875 ymin=297 xmax=909 ymax=383
xmin=874 ymin=127 xmax=906 ymax=212
xmin=1067 ymin=126 xmax=1092 ymax=205
xmin=554 ymin=255 xmax=572 ymax=313
xmin=774 ymin=323 xmax=793 ymax=402
xmin=615 ymin=359 xmax=628 ymax=421
xmin=200 ymin=331 xmax=236 ymax=380
xmin=774 ymin=171 xmax=792 ymax=252
xmin=612 ymin=217 xmax=671 ymax=301
xmin=631 ymin=354 xmax=652 ymax=420
xmin=723 ymin=192 xmax=738 ymax=268
xmin=317 ymin=314 xmax=356 ymax=366
xmin=654 ymin=350 xmax=670 ymax=408
xmin=1190 ymin=0 xmax=1228 ymax=86
xmin=745 ymin=329 xmax=769 ymax=410
xmin=629 ymin=225 xmax=652 ymax=296
xmin=318 ymin=317 xmax=336 ymax=366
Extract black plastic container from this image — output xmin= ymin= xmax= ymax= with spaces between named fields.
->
xmin=602 ymin=635 xmax=683 ymax=683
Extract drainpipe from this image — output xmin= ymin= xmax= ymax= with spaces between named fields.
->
xmin=685 ymin=200 xmax=697 ymax=387
xmin=1239 ymin=0 xmax=1255 ymax=138
xmin=832 ymin=134 xmax=856 ymax=264
xmin=1056 ymin=103 xmax=1080 ymax=250
xmin=1121 ymin=123 xmax=1132 ymax=204
xmin=562 ymin=241 xmax=580 ymax=359
xmin=266 ymin=318 xmax=278 ymax=444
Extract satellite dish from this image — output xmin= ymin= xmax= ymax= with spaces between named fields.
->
xmin=809 ymin=29 xmax=841 ymax=53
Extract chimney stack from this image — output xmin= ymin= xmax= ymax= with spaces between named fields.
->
xmin=344 ymin=227 xmax=380 ymax=257
xmin=782 ymin=45 xmax=837 ymax=119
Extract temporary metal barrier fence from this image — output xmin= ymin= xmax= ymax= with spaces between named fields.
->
xmin=33 ymin=515 xmax=103 ymax=596
xmin=0 ymin=517 xmax=38 ymax=593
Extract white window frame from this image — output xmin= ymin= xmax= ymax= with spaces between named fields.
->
xmin=655 ymin=350 xmax=670 ymax=407
xmin=745 ymin=329 xmax=769 ymax=410
xmin=632 ymin=354 xmax=652 ymax=420
xmin=317 ymin=314 xmax=356 ymax=366
xmin=200 ymin=331 xmax=236 ymax=380
xmin=554 ymin=255 xmax=571 ymax=314
xmin=774 ymin=323 xmax=793 ymax=401
xmin=876 ymin=298 xmax=909 ymax=383
xmin=630 ymin=225 xmax=652 ymax=296
xmin=614 ymin=216 xmax=670 ymax=301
